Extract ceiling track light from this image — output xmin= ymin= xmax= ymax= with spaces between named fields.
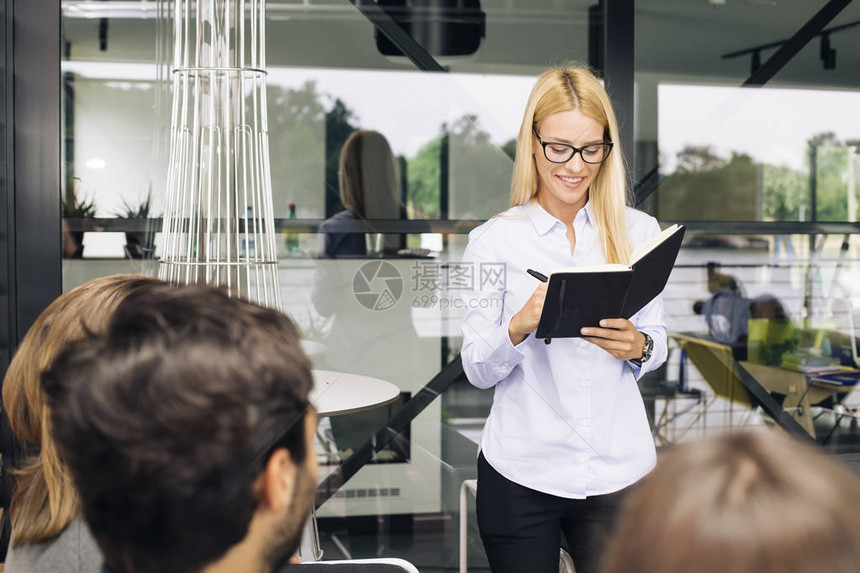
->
xmin=820 ymin=33 xmax=836 ymax=70
xmin=722 ymin=18 xmax=857 ymax=73
xmin=751 ymin=50 xmax=761 ymax=74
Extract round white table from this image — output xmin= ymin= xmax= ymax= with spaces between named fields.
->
xmin=301 ymin=370 xmax=402 ymax=561
xmin=309 ymin=369 xmax=401 ymax=417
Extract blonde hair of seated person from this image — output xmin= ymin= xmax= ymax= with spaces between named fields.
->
xmin=602 ymin=430 xmax=860 ymax=573
xmin=1 ymin=274 xmax=160 ymax=546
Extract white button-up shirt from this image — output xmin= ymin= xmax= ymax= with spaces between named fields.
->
xmin=460 ymin=201 xmax=667 ymax=498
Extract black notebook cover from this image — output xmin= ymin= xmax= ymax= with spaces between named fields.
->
xmin=535 ymin=225 xmax=685 ymax=340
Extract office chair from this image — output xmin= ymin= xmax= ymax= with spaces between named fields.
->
xmin=670 ymin=333 xmax=754 ymax=430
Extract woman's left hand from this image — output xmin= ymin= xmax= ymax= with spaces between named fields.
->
xmin=580 ymin=318 xmax=645 ymax=361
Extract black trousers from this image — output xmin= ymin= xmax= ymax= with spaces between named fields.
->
xmin=476 ymin=452 xmax=627 ymax=573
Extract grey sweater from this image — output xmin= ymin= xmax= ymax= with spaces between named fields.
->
xmin=4 ymin=517 xmax=102 ymax=573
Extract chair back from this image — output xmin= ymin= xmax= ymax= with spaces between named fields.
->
xmin=671 ymin=333 xmax=752 ymax=408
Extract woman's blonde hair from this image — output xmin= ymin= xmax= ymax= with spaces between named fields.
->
xmin=510 ymin=64 xmax=631 ymax=264
xmin=603 ymin=430 xmax=860 ymax=573
xmin=2 ymin=273 xmax=160 ymax=546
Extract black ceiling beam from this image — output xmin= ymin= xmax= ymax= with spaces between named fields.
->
xmin=349 ymin=0 xmax=447 ymax=73
xmin=602 ymin=0 xmax=635 ymax=177
xmin=742 ymin=0 xmax=853 ymax=87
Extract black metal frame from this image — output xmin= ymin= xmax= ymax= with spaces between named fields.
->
xmin=602 ymin=0 xmax=635 ymax=173
xmin=1 ymin=0 xmax=61 ymax=365
xmin=0 ymin=0 xmax=60 ymax=558
xmin=65 ymin=216 xmax=860 ymax=239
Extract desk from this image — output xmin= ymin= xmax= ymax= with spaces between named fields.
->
xmin=310 ymin=369 xmax=401 ymax=417
xmin=670 ymin=333 xmax=812 ymax=440
xmin=739 ymin=362 xmax=854 ymax=438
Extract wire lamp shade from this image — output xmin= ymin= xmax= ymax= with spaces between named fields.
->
xmin=158 ymin=0 xmax=281 ymax=310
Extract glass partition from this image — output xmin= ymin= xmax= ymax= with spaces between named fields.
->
xmin=635 ymin=0 xmax=860 ymax=460
xmin=56 ymin=0 xmax=860 ymax=568
xmin=59 ymin=0 xmax=597 ymax=568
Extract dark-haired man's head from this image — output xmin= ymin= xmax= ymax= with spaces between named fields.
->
xmin=43 ymin=284 xmax=317 ymax=573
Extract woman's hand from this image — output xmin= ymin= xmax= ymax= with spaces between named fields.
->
xmin=580 ymin=318 xmax=645 ymax=361
xmin=508 ymin=283 xmax=548 ymax=345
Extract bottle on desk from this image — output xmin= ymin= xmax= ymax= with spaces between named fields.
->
xmin=241 ymin=205 xmax=256 ymax=259
xmin=285 ymin=203 xmax=299 ymax=254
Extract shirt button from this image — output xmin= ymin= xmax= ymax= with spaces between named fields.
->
xmin=577 ymin=454 xmax=588 ymax=464
xmin=580 ymin=381 xmax=589 ymax=388
xmin=503 ymin=362 xmax=510 ymax=369
xmin=578 ymin=419 xmax=590 ymax=428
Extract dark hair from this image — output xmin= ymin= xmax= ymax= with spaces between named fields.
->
xmin=43 ymin=284 xmax=313 ymax=573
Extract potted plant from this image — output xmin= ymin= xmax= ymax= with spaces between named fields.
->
xmin=114 ymin=191 xmax=153 ymax=259
xmin=62 ymin=181 xmax=98 ymax=259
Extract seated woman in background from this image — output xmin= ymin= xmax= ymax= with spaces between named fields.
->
xmin=1 ymin=274 xmax=160 ymax=573
xmin=317 ymin=129 xmax=403 ymax=258
xmin=602 ymin=430 xmax=860 ymax=573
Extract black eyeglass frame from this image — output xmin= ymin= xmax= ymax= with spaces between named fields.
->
xmin=532 ymin=126 xmax=614 ymax=165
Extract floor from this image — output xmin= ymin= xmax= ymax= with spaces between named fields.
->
xmin=318 ymin=514 xmax=488 ymax=572
xmin=312 ymin=391 xmax=860 ymax=572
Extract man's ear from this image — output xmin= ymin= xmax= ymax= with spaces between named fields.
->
xmin=259 ymin=448 xmax=296 ymax=511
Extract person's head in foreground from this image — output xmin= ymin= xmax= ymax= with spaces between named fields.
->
xmin=512 ymin=63 xmax=631 ymax=264
xmin=2 ymin=274 xmax=159 ymax=548
xmin=43 ymin=284 xmax=317 ymax=573
xmin=602 ymin=430 xmax=860 ymax=573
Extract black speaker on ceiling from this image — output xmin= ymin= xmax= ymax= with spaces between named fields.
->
xmin=375 ymin=0 xmax=486 ymax=58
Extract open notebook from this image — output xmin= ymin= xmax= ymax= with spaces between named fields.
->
xmin=535 ymin=224 xmax=685 ymax=341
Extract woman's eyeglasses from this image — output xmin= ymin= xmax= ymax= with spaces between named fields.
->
xmin=532 ymin=126 xmax=613 ymax=165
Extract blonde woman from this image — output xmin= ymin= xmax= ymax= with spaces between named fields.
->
xmin=460 ymin=65 xmax=667 ymax=573
xmin=1 ymin=274 xmax=160 ymax=573
xmin=602 ymin=430 xmax=860 ymax=573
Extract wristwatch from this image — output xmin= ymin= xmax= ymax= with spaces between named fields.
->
xmin=630 ymin=332 xmax=653 ymax=367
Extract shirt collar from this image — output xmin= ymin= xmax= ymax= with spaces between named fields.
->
xmin=526 ymin=199 xmax=594 ymax=235
xmin=583 ymin=201 xmax=596 ymax=226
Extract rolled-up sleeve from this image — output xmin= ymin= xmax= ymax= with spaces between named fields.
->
xmin=459 ymin=229 xmax=526 ymax=390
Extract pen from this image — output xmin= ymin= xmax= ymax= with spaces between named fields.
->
xmin=527 ymin=269 xmax=548 ymax=282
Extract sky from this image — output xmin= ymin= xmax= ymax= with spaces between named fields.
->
xmin=266 ymin=67 xmax=534 ymax=157
xmin=659 ymin=84 xmax=860 ymax=172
